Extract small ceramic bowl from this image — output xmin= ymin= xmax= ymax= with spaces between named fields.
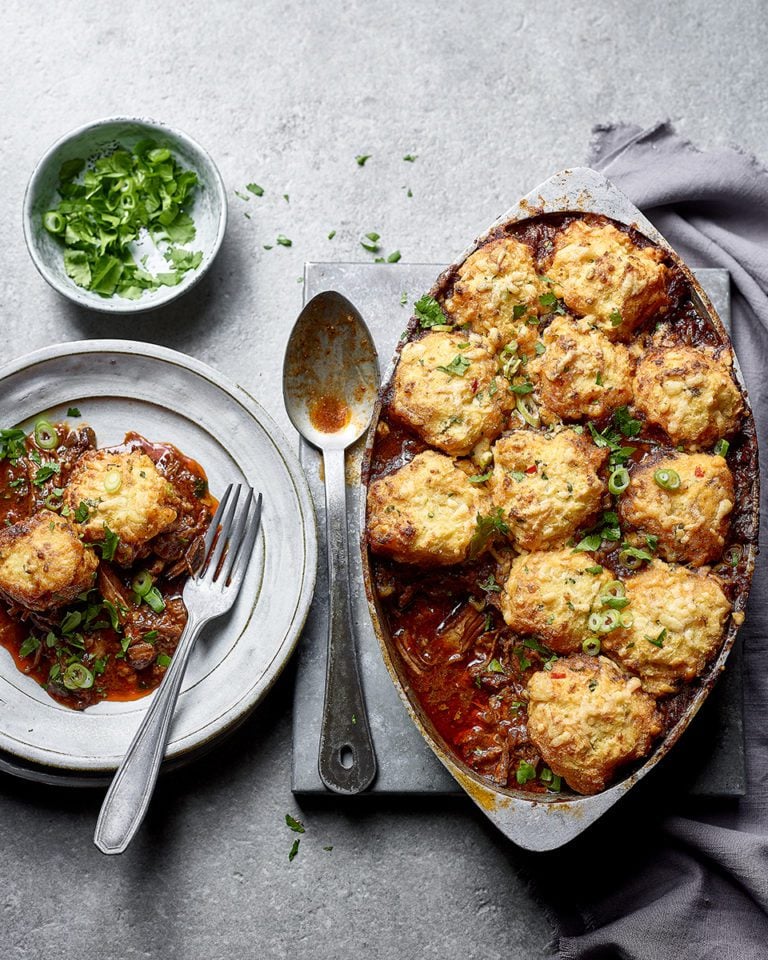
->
xmin=23 ymin=116 xmax=227 ymax=314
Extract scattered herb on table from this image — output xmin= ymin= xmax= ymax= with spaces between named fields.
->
xmin=403 ymin=154 xmax=417 ymax=162
xmin=276 ymin=235 xmax=292 ymax=247
xmin=288 ymin=838 xmax=300 ymax=862
xmin=355 ymin=155 xmax=371 ymax=166
xmin=67 ymin=407 xmax=81 ymax=418
xmin=246 ymin=183 xmax=264 ymax=197
xmin=42 ymin=141 xmax=203 ymax=300
xmin=285 ymin=813 xmax=305 ymax=834
xmin=327 ymin=230 xmax=336 ymax=240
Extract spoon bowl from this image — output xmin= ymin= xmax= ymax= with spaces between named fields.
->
xmin=283 ymin=291 xmax=379 ymax=451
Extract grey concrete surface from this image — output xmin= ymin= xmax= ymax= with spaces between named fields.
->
xmin=1 ymin=1 xmax=767 ymax=958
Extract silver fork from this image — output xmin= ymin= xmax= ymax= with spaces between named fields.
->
xmin=94 ymin=484 xmax=263 ymax=855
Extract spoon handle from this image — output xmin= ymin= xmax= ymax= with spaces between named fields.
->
xmin=317 ymin=446 xmax=377 ymax=794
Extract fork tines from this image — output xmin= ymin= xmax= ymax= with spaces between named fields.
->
xmin=201 ymin=483 xmax=263 ymax=587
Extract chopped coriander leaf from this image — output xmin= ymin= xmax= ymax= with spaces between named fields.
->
xmin=33 ymin=462 xmax=61 ymax=486
xmin=478 ymin=574 xmax=501 ymax=593
xmin=246 ymin=183 xmax=264 ymax=196
xmin=19 ymin=636 xmax=40 ymax=658
xmin=470 ymin=508 xmax=509 ymax=557
xmin=487 ymin=658 xmax=505 ymax=673
xmin=644 ymin=628 xmax=667 ymax=648
xmin=73 ymin=501 xmax=91 ymax=523
xmin=285 ymin=813 xmax=306 ymax=833
xmin=288 ymin=838 xmax=300 ymax=861
xmin=510 ymin=382 xmax=533 ymax=394
xmin=98 ymin=524 xmax=120 ymax=562
xmin=0 ymin=428 xmax=27 ymax=461
xmin=574 ymin=533 xmax=602 ymax=552
xmin=164 ymin=247 xmax=203 ymax=271
xmin=355 ymin=155 xmax=371 ymax=166
xmin=67 ymin=407 xmax=81 ymax=418
xmin=436 ymin=355 xmax=470 ymax=377
xmin=516 ymin=759 xmax=537 ymax=785
xmin=468 ymin=471 xmax=492 ymax=484
xmin=613 ymin=406 xmax=642 ymax=438
xmin=403 ymin=154 xmax=417 ymax=162
xmin=512 ymin=304 xmax=527 ymax=320
xmin=609 ymin=309 xmax=623 ymax=327
xmin=327 ymin=230 xmax=336 ymax=240
xmin=276 ymin=235 xmax=292 ymax=247
xmin=414 ymin=295 xmax=448 ymax=328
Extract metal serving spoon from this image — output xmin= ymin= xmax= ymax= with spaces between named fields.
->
xmin=283 ymin=291 xmax=379 ymax=794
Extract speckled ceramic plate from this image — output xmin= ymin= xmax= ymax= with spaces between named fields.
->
xmin=0 ymin=340 xmax=317 ymax=777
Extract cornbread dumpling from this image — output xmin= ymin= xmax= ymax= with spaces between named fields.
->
xmin=619 ymin=452 xmax=734 ymax=566
xmin=389 ymin=332 xmax=513 ymax=456
xmin=444 ymin=237 xmax=546 ymax=344
xmin=367 ymin=450 xmax=491 ymax=565
xmin=0 ymin=511 xmax=98 ymax=611
xmin=548 ymin=220 xmax=670 ymax=339
xmin=526 ymin=654 xmax=662 ymax=795
xmin=489 ymin=429 xmax=607 ymax=550
xmin=499 ymin=550 xmax=613 ymax=654
xmin=633 ymin=345 xmax=743 ymax=448
xmin=528 ymin=315 xmax=633 ymax=422
xmin=602 ymin=561 xmax=731 ymax=696
xmin=64 ymin=450 xmax=179 ymax=565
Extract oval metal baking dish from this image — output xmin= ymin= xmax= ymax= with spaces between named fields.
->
xmin=359 ymin=167 xmax=759 ymax=851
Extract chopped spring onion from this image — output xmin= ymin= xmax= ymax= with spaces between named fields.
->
xmin=103 ymin=469 xmax=122 ymax=494
xmin=714 ymin=439 xmax=730 ymax=458
xmin=619 ymin=547 xmax=649 ymax=570
xmin=143 ymin=586 xmax=166 ymax=614
xmin=654 ymin=468 xmax=680 ymax=490
xmin=619 ymin=611 xmax=634 ymax=628
xmin=516 ymin=395 xmax=540 ymax=428
xmin=582 ymin=636 xmax=601 ymax=656
xmin=600 ymin=580 xmax=629 ymax=610
xmin=63 ymin=663 xmax=94 ymax=691
xmin=132 ymin=570 xmax=153 ymax=598
xmin=43 ymin=211 xmax=65 ymax=234
xmin=34 ymin=419 xmax=59 ymax=450
xmin=587 ymin=609 xmax=621 ymax=634
xmin=608 ymin=466 xmax=630 ymax=495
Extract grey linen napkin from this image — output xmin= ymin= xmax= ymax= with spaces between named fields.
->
xmin=530 ymin=122 xmax=768 ymax=960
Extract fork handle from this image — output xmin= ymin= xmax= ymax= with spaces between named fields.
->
xmin=318 ymin=447 xmax=377 ymax=794
xmin=94 ymin=612 xmax=204 ymax=855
